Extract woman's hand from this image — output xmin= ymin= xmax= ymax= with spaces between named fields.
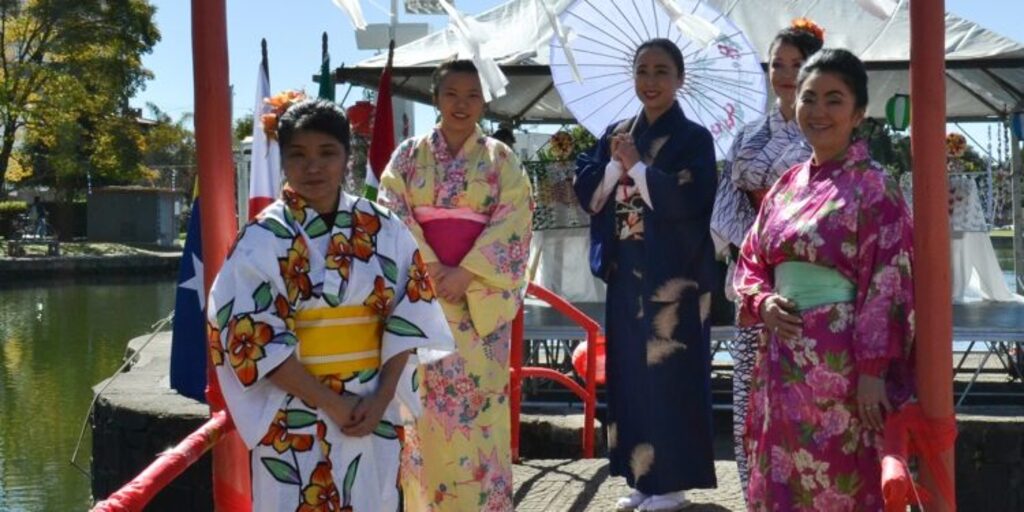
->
xmin=857 ymin=374 xmax=891 ymax=431
xmin=342 ymin=392 xmax=390 ymax=437
xmin=612 ymin=134 xmax=641 ymax=170
xmin=437 ymin=267 xmax=474 ymax=303
xmin=759 ymin=294 xmax=803 ymax=342
xmin=323 ymin=393 xmax=361 ymax=431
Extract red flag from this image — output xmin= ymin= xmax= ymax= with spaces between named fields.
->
xmin=364 ymin=40 xmax=395 ymax=199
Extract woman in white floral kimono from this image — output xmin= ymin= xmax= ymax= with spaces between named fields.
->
xmin=207 ymin=99 xmax=454 ymax=512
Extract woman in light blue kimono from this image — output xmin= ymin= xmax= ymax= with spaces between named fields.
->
xmin=207 ymin=99 xmax=454 ymax=512
xmin=709 ymin=21 xmax=823 ymax=494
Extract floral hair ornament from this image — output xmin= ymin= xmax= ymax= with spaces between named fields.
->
xmin=261 ymin=90 xmax=307 ymax=141
xmin=791 ymin=17 xmax=825 ymax=42
xmin=945 ymin=132 xmax=967 ymax=159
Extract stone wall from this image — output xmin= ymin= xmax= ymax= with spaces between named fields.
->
xmin=91 ymin=333 xmax=214 ymax=511
xmin=955 ymin=406 xmax=1024 ymax=511
xmin=0 ymin=253 xmax=179 ymax=281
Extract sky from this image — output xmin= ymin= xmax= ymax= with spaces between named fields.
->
xmin=130 ymin=0 xmax=1024 ymax=152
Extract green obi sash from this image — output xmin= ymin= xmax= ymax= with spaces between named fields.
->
xmin=774 ymin=261 xmax=855 ymax=311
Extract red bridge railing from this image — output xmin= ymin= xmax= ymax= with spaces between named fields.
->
xmin=510 ymin=282 xmax=601 ymax=462
xmin=92 ymin=411 xmax=234 ymax=511
xmin=93 ymin=282 xmax=599 ymax=508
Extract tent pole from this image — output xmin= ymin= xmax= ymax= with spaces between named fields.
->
xmin=191 ymin=0 xmax=253 ymax=509
xmin=1012 ymin=122 xmax=1024 ymax=293
xmin=910 ymin=1 xmax=956 ymax=510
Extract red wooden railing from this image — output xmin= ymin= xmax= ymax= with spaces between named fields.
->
xmin=93 ymin=282 xmax=600 ymax=508
xmin=92 ymin=411 xmax=234 ymax=511
xmin=510 ymin=282 xmax=601 ymax=462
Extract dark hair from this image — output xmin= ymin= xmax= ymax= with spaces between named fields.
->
xmin=431 ymin=59 xmax=480 ymax=100
xmin=278 ymin=99 xmax=351 ymax=153
xmin=797 ymin=48 xmax=869 ymax=110
xmin=769 ymin=27 xmax=824 ymax=60
xmin=633 ymin=38 xmax=684 ymax=77
xmin=491 ymin=128 xmax=516 ymax=146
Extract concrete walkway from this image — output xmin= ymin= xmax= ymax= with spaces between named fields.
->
xmin=513 ymin=436 xmax=745 ymax=511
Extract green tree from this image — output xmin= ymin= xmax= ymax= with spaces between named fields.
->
xmin=0 ymin=0 xmax=160 ymax=195
xmin=234 ymin=114 xmax=254 ymax=146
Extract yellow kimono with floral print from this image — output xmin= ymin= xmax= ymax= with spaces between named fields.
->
xmin=379 ymin=126 xmax=533 ymax=511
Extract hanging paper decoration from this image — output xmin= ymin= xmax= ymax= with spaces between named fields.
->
xmin=436 ymin=0 xmax=509 ymax=102
xmin=855 ymin=0 xmax=901 ymax=19
xmin=540 ymin=0 xmax=582 ymax=83
xmin=405 ymin=0 xmax=448 ymax=15
xmin=330 ymin=0 xmax=368 ymax=31
xmin=654 ymin=0 xmax=720 ymax=47
xmin=1011 ymin=111 xmax=1024 ymax=140
xmin=886 ymin=93 xmax=911 ymax=131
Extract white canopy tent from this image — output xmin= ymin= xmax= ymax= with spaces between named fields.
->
xmin=326 ymin=0 xmax=1024 ymax=303
xmin=329 ymin=0 xmax=1024 ymax=124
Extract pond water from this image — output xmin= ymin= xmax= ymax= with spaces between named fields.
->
xmin=0 ymin=278 xmax=175 ymax=511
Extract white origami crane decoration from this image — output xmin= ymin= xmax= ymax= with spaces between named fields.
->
xmin=331 ymin=0 xmax=368 ymax=31
xmin=540 ymin=0 xmax=583 ymax=83
xmin=855 ymin=0 xmax=901 ymax=19
xmin=654 ymin=0 xmax=720 ymax=47
xmin=437 ymin=0 xmax=510 ymax=102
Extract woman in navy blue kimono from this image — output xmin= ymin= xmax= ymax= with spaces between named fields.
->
xmin=574 ymin=38 xmax=718 ymax=511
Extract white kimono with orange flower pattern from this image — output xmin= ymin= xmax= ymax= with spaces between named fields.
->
xmin=207 ymin=189 xmax=454 ymax=512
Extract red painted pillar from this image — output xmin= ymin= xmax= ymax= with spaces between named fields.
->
xmin=191 ymin=1 xmax=252 ymax=510
xmin=910 ymin=1 xmax=956 ymax=510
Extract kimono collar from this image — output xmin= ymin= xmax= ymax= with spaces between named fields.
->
xmin=632 ymin=101 xmax=685 ymax=138
xmin=809 ymin=139 xmax=873 ymax=176
xmin=429 ymin=124 xmax=487 ymax=168
xmin=281 ymin=185 xmax=354 ymax=229
xmin=768 ymin=103 xmax=801 ymax=136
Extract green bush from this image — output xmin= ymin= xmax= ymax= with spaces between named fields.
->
xmin=0 ymin=201 xmax=28 ymax=238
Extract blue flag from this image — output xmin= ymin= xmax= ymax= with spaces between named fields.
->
xmin=170 ymin=197 xmax=207 ymax=402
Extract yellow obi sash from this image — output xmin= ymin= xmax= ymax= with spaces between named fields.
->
xmin=775 ymin=261 xmax=856 ymax=312
xmin=294 ymin=306 xmax=383 ymax=376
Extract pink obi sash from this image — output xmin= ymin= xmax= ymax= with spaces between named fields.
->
xmin=413 ymin=207 xmax=488 ymax=266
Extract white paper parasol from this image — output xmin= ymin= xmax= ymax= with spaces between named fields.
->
xmin=549 ymin=0 xmax=768 ymax=158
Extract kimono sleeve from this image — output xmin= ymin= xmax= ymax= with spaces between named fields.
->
xmin=852 ymin=173 xmax=915 ymax=376
xmin=733 ymin=188 xmax=778 ymax=327
xmin=459 ymin=149 xmax=534 ymax=291
xmin=205 ymin=227 xmax=299 ymax=447
xmin=643 ymin=125 xmax=717 ymax=222
xmin=378 ymin=139 xmax=440 ymax=265
xmin=381 ymin=217 xmax=455 ymax=366
xmin=207 ymin=229 xmax=299 ymax=391
xmin=710 ymin=124 xmax=757 ymax=253
xmin=573 ymin=124 xmax=615 ymax=214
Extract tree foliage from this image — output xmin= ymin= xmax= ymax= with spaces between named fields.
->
xmin=0 ymin=0 xmax=160 ymax=197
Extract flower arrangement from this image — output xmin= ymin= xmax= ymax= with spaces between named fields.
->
xmin=261 ymin=90 xmax=307 ymax=141
xmin=791 ymin=17 xmax=825 ymax=42
xmin=945 ymin=132 xmax=967 ymax=159
xmin=548 ymin=131 xmax=575 ymax=161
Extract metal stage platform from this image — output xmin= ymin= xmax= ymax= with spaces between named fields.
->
xmin=521 ymin=300 xmax=1024 ymax=407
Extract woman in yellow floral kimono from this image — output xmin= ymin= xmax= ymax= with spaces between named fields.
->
xmin=207 ymin=99 xmax=454 ymax=512
xmin=378 ymin=60 xmax=533 ymax=511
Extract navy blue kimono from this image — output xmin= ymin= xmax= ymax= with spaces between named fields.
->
xmin=574 ymin=102 xmax=718 ymax=493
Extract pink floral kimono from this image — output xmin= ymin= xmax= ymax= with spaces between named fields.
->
xmin=733 ymin=140 xmax=916 ymax=511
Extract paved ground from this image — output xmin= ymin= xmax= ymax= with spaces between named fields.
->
xmin=513 ymin=437 xmax=745 ymax=511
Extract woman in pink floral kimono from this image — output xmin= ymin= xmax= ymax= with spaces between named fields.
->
xmin=733 ymin=49 xmax=915 ymax=511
